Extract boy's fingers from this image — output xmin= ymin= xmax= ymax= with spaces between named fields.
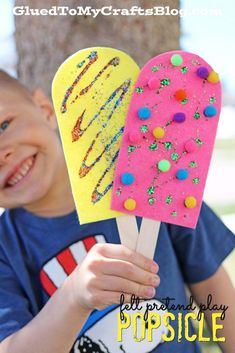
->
xmin=96 ymin=243 xmax=158 ymax=273
xmin=101 ymin=259 xmax=159 ymax=286
xmin=94 ymin=290 xmax=153 ymax=309
xmin=95 ymin=275 xmax=157 ymax=298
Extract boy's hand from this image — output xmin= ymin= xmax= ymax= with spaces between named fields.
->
xmin=0 ymin=244 xmax=160 ymax=353
xmin=68 ymin=243 xmax=160 ymax=311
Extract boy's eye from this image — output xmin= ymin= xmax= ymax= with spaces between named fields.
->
xmin=0 ymin=121 xmax=10 ymax=134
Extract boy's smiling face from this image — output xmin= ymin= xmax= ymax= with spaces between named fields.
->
xmin=0 ymin=81 xmax=73 ymax=213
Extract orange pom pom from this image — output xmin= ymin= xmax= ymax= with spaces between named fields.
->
xmin=175 ymin=89 xmax=187 ymax=101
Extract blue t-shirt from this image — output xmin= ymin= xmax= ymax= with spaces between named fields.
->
xmin=0 ymin=203 xmax=234 ymax=353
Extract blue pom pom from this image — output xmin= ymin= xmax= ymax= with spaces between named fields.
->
xmin=176 ymin=169 xmax=189 ymax=180
xmin=203 ymin=106 xmax=217 ymax=117
xmin=121 ymin=172 xmax=135 ymax=185
xmin=138 ymin=107 xmax=151 ymax=120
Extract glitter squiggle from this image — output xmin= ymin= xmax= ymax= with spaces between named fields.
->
xmin=73 ymin=78 xmax=130 ymax=203
xmin=61 ymin=51 xmax=98 ymax=113
xmin=79 ymin=127 xmax=124 ymax=178
xmin=91 ymin=150 xmax=119 ymax=204
xmin=71 ymin=79 xmax=131 ymax=143
xmin=61 ymin=53 xmax=120 ymax=113
xmin=74 ymin=57 xmax=120 ymax=98
xmin=61 ymin=50 xmax=132 ymax=204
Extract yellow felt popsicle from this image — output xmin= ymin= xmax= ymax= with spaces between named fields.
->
xmin=52 ymin=47 xmax=140 ymax=224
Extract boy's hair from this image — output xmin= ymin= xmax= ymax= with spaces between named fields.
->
xmin=0 ymin=70 xmax=33 ymax=102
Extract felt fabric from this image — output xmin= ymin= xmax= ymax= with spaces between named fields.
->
xmin=53 ymin=48 xmax=221 ymax=229
xmin=111 ymin=51 xmax=221 ymax=228
xmin=52 ymin=47 xmax=139 ymax=224
xmin=0 ymin=203 xmax=234 ymax=352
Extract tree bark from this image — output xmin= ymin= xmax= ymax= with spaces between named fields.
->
xmin=15 ymin=0 xmax=180 ymax=95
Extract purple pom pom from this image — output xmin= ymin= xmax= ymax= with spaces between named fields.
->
xmin=173 ymin=112 xmax=186 ymax=123
xmin=197 ymin=67 xmax=209 ymax=79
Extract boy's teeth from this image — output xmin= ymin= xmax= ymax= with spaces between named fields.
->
xmin=21 ymin=167 xmax=29 ymax=175
xmin=7 ymin=156 xmax=34 ymax=186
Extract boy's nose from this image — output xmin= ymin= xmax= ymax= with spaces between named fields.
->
xmin=0 ymin=146 xmax=14 ymax=166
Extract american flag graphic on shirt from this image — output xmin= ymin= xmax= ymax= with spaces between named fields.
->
xmin=40 ymin=235 xmax=106 ymax=296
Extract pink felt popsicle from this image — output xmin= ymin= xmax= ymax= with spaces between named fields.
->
xmin=111 ymin=51 xmax=221 ymax=232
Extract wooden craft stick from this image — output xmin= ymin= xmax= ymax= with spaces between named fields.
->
xmin=116 ymin=216 xmax=139 ymax=251
xmin=136 ymin=219 xmax=161 ymax=259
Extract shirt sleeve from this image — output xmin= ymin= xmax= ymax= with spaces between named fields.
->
xmin=0 ymin=246 xmax=33 ymax=342
xmin=168 ymin=202 xmax=235 ymax=284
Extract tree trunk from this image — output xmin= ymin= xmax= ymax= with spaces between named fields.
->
xmin=15 ymin=0 xmax=180 ymax=95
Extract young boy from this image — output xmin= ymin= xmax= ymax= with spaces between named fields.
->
xmin=0 ymin=70 xmax=234 ymax=353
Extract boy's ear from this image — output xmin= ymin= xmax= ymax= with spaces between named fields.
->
xmin=32 ymin=88 xmax=57 ymax=129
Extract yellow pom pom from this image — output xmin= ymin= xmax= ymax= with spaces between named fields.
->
xmin=207 ymin=71 xmax=220 ymax=84
xmin=124 ymin=198 xmax=136 ymax=211
xmin=153 ymin=127 xmax=165 ymax=139
xmin=184 ymin=196 xmax=197 ymax=209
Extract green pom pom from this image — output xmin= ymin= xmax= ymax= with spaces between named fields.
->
xmin=157 ymin=159 xmax=171 ymax=172
xmin=171 ymin=54 xmax=183 ymax=66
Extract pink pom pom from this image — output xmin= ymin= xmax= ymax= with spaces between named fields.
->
xmin=148 ymin=77 xmax=159 ymax=90
xmin=185 ymin=140 xmax=197 ymax=153
xmin=128 ymin=131 xmax=142 ymax=144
